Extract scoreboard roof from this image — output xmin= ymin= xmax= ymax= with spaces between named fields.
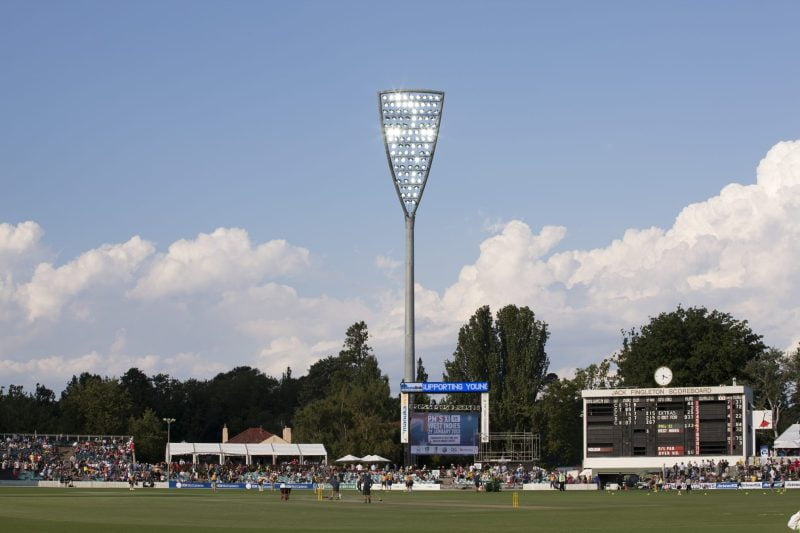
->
xmin=581 ymin=385 xmax=750 ymax=398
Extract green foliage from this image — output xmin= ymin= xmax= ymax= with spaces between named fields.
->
xmin=0 ymin=383 xmax=59 ymax=433
xmin=128 ymin=408 xmax=165 ymax=462
xmin=59 ymin=374 xmax=133 ymax=434
xmin=616 ymin=305 xmax=765 ymax=387
xmin=120 ymin=368 xmax=154 ymax=418
xmin=533 ymin=377 xmax=582 ymax=467
xmin=533 ymin=361 xmax=617 ymax=468
xmin=415 ymin=357 xmax=431 ymax=405
xmin=744 ymin=348 xmax=788 ymax=439
xmin=293 ymin=322 xmax=400 ymax=461
xmin=444 ymin=305 xmax=549 ymax=432
xmin=768 ymin=343 xmax=800 ymax=439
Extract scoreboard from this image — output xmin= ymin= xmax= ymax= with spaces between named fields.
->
xmin=582 ymin=386 xmax=753 ymax=471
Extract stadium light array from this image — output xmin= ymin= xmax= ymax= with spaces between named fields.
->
xmin=378 ymin=89 xmax=444 ymax=466
xmin=379 ymin=90 xmax=445 ymax=217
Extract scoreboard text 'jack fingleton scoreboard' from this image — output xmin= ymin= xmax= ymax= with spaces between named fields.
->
xmin=582 ymin=386 xmax=754 ymax=472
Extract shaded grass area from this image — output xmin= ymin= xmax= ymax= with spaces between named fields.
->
xmin=0 ymin=488 xmax=797 ymax=532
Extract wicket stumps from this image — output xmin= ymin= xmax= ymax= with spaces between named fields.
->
xmin=316 ymin=485 xmax=324 ymax=501
xmin=512 ymin=492 xmax=519 ymax=508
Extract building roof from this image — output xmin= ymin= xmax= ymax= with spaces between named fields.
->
xmin=166 ymin=442 xmax=327 ymax=458
xmin=774 ymin=424 xmax=800 ymax=449
xmin=227 ymin=427 xmax=275 ymax=444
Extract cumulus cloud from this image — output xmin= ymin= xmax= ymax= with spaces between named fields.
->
xmin=130 ymin=227 xmax=310 ymax=299
xmin=406 ymin=140 xmax=800 ymax=372
xmin=218 ymin=282 xmax=375 ymax=376
xmin=375 ymin=255 xmax=401 ymax=273
xmin=2 ymin=141 xmax=800 ymax=390
xmin=16 ymin=236 xmax=154 ymax=321
xmin=0 ymin=221 xmax=42 ymax=256
xmin=0 ymin=351 xmax=226 ymax=383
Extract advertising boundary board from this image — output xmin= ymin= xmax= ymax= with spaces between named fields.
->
xmin=0 ymin=481 xmax=170 ymax=489
xmin=167 ymin=481 xmax=441 ymax=491
xmin=339 ymin=483 xmax=440 ymax=491
xmin=523 ymin=483 xmax=598 ymax=491
xmin=169 ymin=481 xmax=315 ymax=490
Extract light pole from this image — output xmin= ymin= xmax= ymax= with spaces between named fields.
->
xmin=378 ymin=89 xmax=445 ymax=466
xmin=163 ymin=417 xmax=175 ymax=482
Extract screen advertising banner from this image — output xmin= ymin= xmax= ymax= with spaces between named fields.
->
xmin=400 ymin=382 xmax=488 ymax=393
xmin=410 ymin=412 xmax=479 ymax=455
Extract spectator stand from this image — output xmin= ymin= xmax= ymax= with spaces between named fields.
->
xmin=1 ymin=433 xmax=137 ymax=483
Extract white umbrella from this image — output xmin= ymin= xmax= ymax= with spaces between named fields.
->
xmin=335 ymin=454 xmax=363 ymax=462
xmin=361 ymin=454 xmax=391 ymax=463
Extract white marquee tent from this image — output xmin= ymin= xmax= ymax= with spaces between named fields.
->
xmin=773 ymin=424 xmax=800 ymax=451
xmin=361 ymin=454 xmax=391 ymax=463
xmin=335 ymin=454 xmax=362 ymax=463
xmin=166 ymin=442 xmax=327 ymax=465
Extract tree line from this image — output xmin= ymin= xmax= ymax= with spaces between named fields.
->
xmin=1 ymin=304 xmax=798 ymax=466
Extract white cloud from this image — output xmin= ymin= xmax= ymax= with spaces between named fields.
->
xmin=110 ymin=328 xmax=127 ymax=355
xmin=3 ymin=140 xmax=800 ymax=390
xmin=0 ymin=221 xmax=42 ymax=256
xmin=375 ymin=255 xmax=401 ymax=273
xmin=16 ymin=236 xmax=154 ymax=321
xmin=131 ymin=227 xmax=310 ymax=299
xmin=217 ymin=282 xmax=375 ymax=376
xmin=405 ymin=140 xmax=800 ymax=373
xmin=0 ymin=351 xmax=226 ymax=384
xmin=0 ymin=221 xmax=46 ymax=319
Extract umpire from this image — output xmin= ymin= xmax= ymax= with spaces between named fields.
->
xmin=362 ymin=472 xmax=373 ymax=504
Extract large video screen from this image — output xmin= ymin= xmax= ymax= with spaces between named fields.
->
xmin=410 ymin=412 xmax=479 ymax=455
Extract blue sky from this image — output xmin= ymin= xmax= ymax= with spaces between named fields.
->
xmin=1 ymin=1 xmax=800 ymax=391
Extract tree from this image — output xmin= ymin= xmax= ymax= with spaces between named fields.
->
xmin=745 ymin=348 xmax=789 ymax=439
xmin=532 ymin=362 xmax=616 ymax=467
xmin=296 ymin=356 xmax=346 ymax=406
xmin=293 ymin=322 xmax=399 ymax=460
xmin=275 ymin=367 xmax=300 ymax=429
xmin=780 ymin=344 xmax=800 ymax=436
xmin=206 ymin=366 xmax=281 ymax=437
xmin=60 ymin=375 xmax=133 ymax=434
xmin=616 ymin=306 xmax=765 ymax=387
xmin=128 ymin=408 xmax=165 ymax=463
xmin=444 ymin=306 xmax=499 ymax=395
xmin=121 ymin=368 xmax=154 ymax=418
xmin=415 ymin=357 xmax=428 ymax=382
xmin=0 ymin=383 xmax=58 ymax=433
xmin=444 ymin=305 xmax=549 ymax=431
xmin=533 ymin=377 xmax=582 ymax=467
xmin=415 ymin=357 xmax=431 ymax=405
xmin=495 ymin=305 xmax=550 ymax=431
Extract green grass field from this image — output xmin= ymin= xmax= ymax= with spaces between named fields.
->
xmin=0 ymin=487 xmax=797 ymax=532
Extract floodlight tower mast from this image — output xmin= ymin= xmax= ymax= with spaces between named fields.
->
xmin=379 ymin=89 xmax=445 ymax=465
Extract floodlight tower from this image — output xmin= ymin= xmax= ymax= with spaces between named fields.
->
xmin=379 ymin=89 xmax=444 ymax=463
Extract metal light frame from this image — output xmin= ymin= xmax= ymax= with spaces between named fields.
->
xmin=163 ymin=417 xmax=175 ymax=480
xmin=378 ymin=89 xmax=444 ymax=465
xmin=378 ymin=89 xmax=445 ymax=218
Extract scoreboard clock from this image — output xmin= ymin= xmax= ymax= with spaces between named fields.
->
xmin=654 ymin=366 xmax=672 ymax=387
xmin=582 ymin=385 xmax=753 ymax=471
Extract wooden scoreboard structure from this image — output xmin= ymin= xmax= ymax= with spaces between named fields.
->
xmin=582 ymin=386 xmax=754 ymax=472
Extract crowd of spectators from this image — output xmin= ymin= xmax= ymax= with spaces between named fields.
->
xmin=640 ymin=457 xmax=800 ymax=488
xmin=169 ymin=459 xmax=440 ymax=487
xmin=9 ymin=432 xmax=800 ymax=489
xmin=1 ymin=434 xmax=161 ymax=483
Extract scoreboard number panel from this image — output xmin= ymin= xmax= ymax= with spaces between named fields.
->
xmin=583 ymin=386 xmax=750 ymax=463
